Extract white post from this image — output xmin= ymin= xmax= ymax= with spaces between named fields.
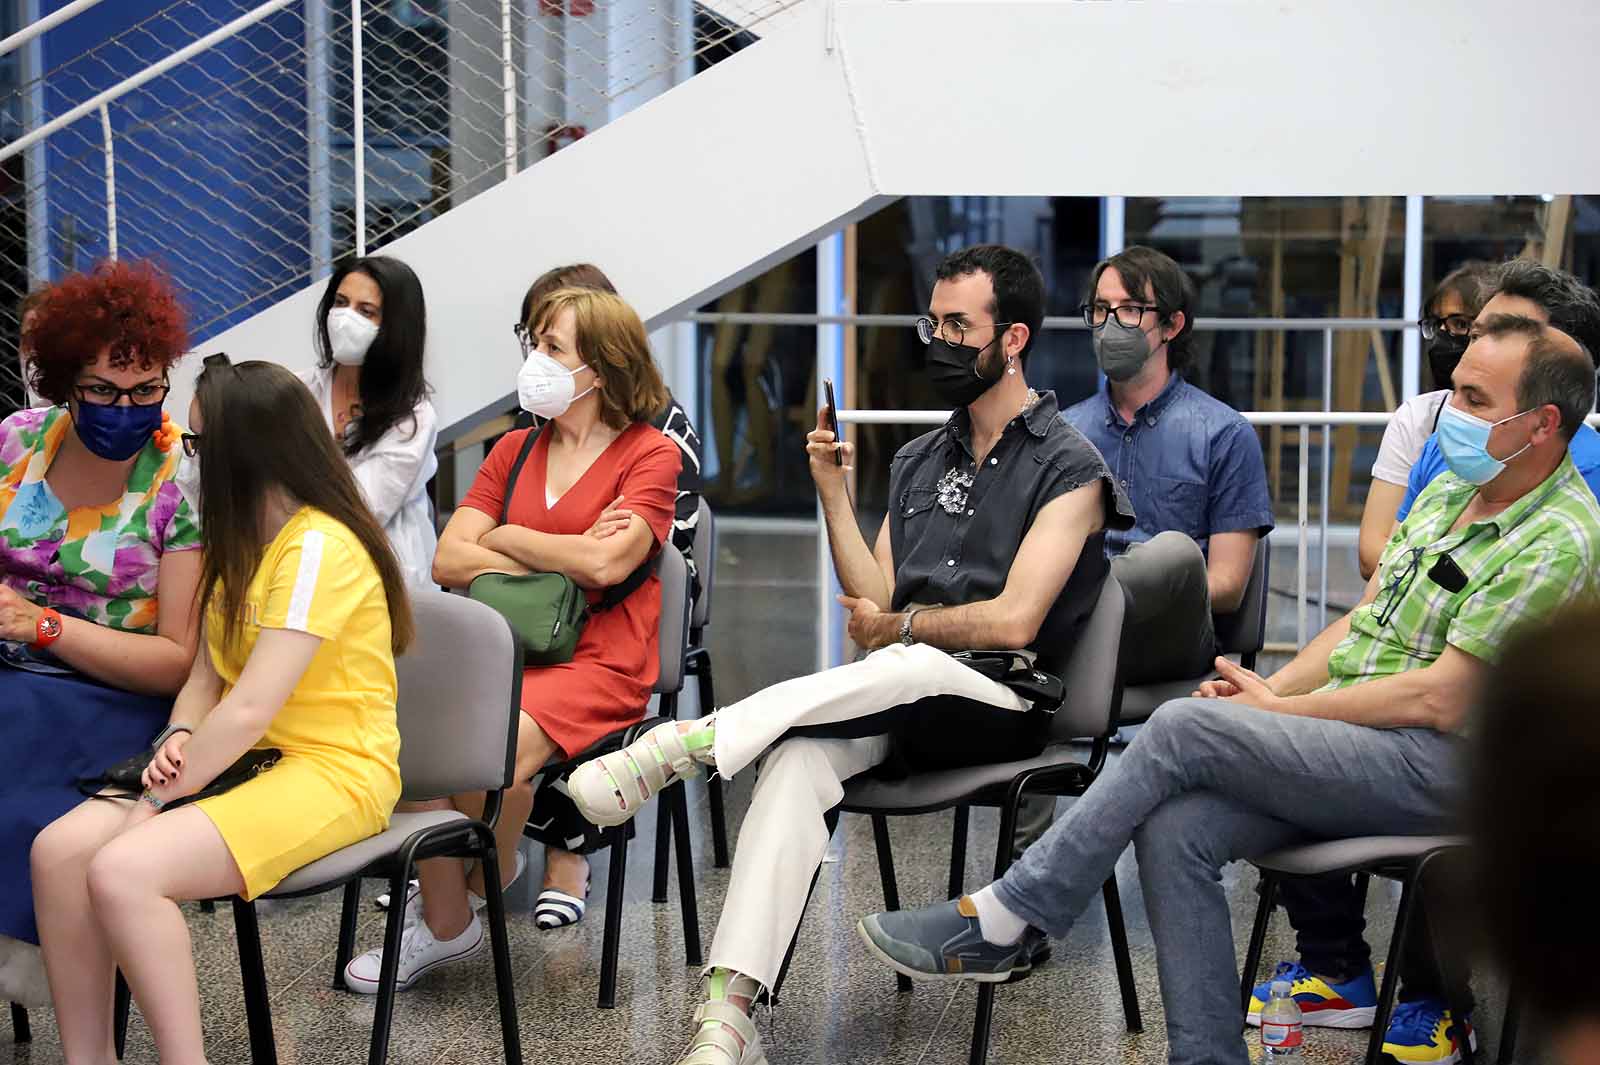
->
xmin=99 ymin=104 xmax=116 ymax=261
xmin=1297 ymin=425 xmax=1309 ymax=649
xmin=1402 ymin=194 xmax=1423 ymax=399
xmin=306 ymin=0 xmax=333 ymax=278
xmin=1100 ymin=196 xmax=1126 ymax=257
xmin=500 ymin=0 xmax=517 ymax=179
xmin=815 ymin=232 xmax=846 ymax=672
xmin=351 ymin=0 xmax=366 ymax=256
xmin=1320 ymin=329 xmax=1332 ymax=630
xmin=21 ymin=0 xmax=47 ymax=288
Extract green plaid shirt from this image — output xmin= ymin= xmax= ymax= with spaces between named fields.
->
xmin=1325 ymin=453 xmax=1600 ymax=690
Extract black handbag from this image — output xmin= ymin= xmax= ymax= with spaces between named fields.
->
xmin=78 ymin=747 xmax=282 ymax=810
xmin=945 ymin=650 xmax=1064 ymax=713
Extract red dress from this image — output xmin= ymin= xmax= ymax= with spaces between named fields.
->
xmin=460 ymin=421 xmax=682 ymax=756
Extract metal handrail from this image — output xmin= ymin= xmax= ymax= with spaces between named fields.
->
xmin=687 ymin=312 xmax=1418 ymax=331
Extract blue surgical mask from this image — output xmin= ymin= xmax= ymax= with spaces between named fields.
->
xmin=71 ymin=400 xmax=163 ymax=461
xmin=1436 ymin=403 xmax=1533 ymax=486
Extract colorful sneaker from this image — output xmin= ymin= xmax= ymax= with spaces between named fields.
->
xmin=1245 ymin=961 xmax=1377 ymax=1029
xmin=1382 ymin=999 xmax=1476 ymax=1064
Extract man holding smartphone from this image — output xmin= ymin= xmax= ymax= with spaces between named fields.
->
xmin=567 ymin=244 xmax=1133 ymax=1065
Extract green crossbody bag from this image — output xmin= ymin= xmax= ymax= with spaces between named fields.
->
xmin=468 ymin=427 xmax=655 ymax=665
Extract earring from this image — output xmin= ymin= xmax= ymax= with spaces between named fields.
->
xmin=1006 ymin=355 xmax=1017 ymax=376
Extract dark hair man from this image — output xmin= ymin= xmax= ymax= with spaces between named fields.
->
xmin=564 ymin=244 xmax=1135 ymax=1065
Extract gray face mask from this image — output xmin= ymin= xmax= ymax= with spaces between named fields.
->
xmin=1092 ymin=318 xmax=1155 ymax=382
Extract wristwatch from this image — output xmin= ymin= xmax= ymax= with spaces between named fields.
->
xmin=32 ymin=608 xmax=63 ymax=650
xmin=899 ymin=608 xmax=924 ymax=646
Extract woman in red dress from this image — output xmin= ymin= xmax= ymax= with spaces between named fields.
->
xmin=344 ymin=287 xmax=680 ymax=993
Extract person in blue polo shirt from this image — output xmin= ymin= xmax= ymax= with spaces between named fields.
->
xmin=1010 ymin=246 xmax=1274 ymax=858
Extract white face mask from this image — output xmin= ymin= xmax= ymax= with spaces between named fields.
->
xmin=327 ymin=306 xmax=379 ymax=366
xmin=517 ymin=350 xmax=594 ymax=419
xmin=173 ymin=453 xmax=202 ymax=511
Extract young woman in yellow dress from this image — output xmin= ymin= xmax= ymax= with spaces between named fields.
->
xmin=30 ymin=356 xmax=412 ymax=1065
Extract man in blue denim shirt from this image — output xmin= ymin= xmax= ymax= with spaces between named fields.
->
xmin=1066 ymin=247 xmax=1274 ymax=685
xmin=1011 ymin=247 xmax=1273 ymax=858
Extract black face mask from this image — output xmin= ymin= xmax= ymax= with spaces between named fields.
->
xmin=1427 ymin=332 xmax=1469 ymax=391
xmin=926 ymin=337 xmax=1003 ymax=408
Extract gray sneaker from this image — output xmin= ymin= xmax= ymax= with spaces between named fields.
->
xmin=857 ymin=896 xmax=1045 ymax=983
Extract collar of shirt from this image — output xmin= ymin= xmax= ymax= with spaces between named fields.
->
xmin=1412 ymin=455 xmax=1575 ymax=551
xmin=1098 ymin=371 xmax=1187 ymax=431
xmin=946 ymin=389 xmax=1061 ymax=457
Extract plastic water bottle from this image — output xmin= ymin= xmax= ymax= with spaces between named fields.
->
xmin=1260 ymin=979 xmax=1304 ymax=1057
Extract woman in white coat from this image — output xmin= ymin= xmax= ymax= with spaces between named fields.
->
xmin=299 ymin=255 xmax=438 ymax=586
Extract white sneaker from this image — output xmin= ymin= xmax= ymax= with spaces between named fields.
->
xmin=343 ymin=913 xmax=485 ymax=994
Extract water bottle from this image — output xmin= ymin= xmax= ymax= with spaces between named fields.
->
xmin=1260 ymin=979 xmax=1304 ymax=1058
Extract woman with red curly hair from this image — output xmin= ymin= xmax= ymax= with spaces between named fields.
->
xmin=0 ymin=260 xmax=202 ymax=1008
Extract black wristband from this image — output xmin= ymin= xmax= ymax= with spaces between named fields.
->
xmin=151 ymin=724 xmax=193 ymax=751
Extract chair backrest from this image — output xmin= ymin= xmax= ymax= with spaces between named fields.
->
xmin=654 ymin=544 xmax=691 ymax=696
xmin=1045 ymin=575 xmax=1126 ymax=743
xmin=690 ymin=498 xmax=716 ymax=632
xmin=1213 ymin=535 xmax=1270 ymax=656
xmin=395 ymin=589 xmax=523 ymax=801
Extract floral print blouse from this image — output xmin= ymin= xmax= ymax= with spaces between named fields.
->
xmin=0 ymin=406 xmax=200 ymax=634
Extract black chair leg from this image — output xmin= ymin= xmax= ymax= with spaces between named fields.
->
xmin=1498 ymin=985 xmax=1520 ymax=1065
xmin=114 ymin=970 xmax=130 ymax=1059
xmin=668 ymin=785 xmax=704 ymax=967
xmin=697 ymin=654 xmax=731 ymax=869
xmin=869 ymin=815 xmax=912 ymax=994
xmin=1240 ymin=872 xmax=1280 ymax=1013
xmin=1102 ymin=876 xmax=1143 ymax=1033
xmin=367 ymin=858 xmax=419 ymax=1065
xmin=475 ymin=829 xmax=526 ymax=1065
xmin=652 ymin=803 xmax=672 ymax=905
xmin=1365 ymin=871 xmax=1424 ymax=1065
xmin=598 ymin=826 xmax=630 ymax=1008
xmin=969 ymin=983 xmax=997 ymax=1065
xmin=332 ymin=880 xmax=362 ymax=990
xmin=948 ymin=805 xmax=969 ymax=900
xmin=1415 ymin=850 xmax=1477 ymax=1065
xmin=232 ymin=898 xmax=279 ymax=1065
xmin=11 ymin=1002 xmax=30 ymax=1044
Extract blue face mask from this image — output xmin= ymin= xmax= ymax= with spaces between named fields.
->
xmin=72 ymin=400 xmax=164 ymax=461
xmin=1436 ymin=402 xmax=1533 ymax=486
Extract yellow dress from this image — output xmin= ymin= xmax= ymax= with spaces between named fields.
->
xmin=194 ymin=507 xmax=403 ymax=900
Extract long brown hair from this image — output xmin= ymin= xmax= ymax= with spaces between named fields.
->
xmin=193 ymin=357 xmax=413 ymax=655
xmin=530 ymin=287 xmax=669 ymax=430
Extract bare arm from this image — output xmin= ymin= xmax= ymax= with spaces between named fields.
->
xmin=47 ymin=548 xmax=202 ymax=695
xmin=1206 ymin=530 xmax=1258 ymax=614
xmin=845 ymin=483 xmax=1104 ymax=651
xmin=1219 ymin=643 xmax=1481 ymax=732
xmin=144 ymin=627 xmax=324 ymax=804
xmin=432 ymin=506 xmax=531 ymax=588
xmin=1357 ymin=479 xmax=1407 ymax=580
xmin=806 ymin=411 xmax=893 ymax=608
xmin=480 ymin=515 xmax=655 ymax=590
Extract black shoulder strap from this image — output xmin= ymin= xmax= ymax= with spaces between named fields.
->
xmin=1430 ymin=393 xmax=1448 ymax=434
xmin=501 ymin=419 xmax=656 ymax=610
xmin=500 ymin=424 xmax=542 ymax=525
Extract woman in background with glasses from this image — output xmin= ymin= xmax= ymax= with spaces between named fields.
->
xmin=0 ymin=260 xmax=201 ymax=1007
xmin=300 ymin=255 xmax=438 ymax=587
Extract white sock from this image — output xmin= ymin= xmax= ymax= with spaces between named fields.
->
xmin=968 ymin=885 xmax=1027 ymax=946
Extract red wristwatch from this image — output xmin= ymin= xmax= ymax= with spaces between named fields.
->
xmin=32 ymin=608 xmax=63 ymax=650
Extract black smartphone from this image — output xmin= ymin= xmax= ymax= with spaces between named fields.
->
xmin=823 ymin=378 xmax=843 ymax=465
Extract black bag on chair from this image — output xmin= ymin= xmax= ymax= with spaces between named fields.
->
xmin=78 ymin=747 xmax=282 ymax=810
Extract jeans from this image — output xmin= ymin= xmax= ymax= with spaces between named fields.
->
xmin=991 ymin=697 xmax=1464 ymax=1065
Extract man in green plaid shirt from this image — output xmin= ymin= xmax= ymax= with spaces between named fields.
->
xmin=861 ymin=308 xmax=1600 ymax=1065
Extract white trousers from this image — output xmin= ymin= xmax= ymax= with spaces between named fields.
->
xmin=705 ymin=643 xmax=1029 ymax=988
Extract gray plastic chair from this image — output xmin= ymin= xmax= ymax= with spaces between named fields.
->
xmin=830 ymin=577 xmax=1141 ymax=1065
xmin=1117 ymin=534 xmax=1270 ymax=724
xmin=681 ymin=500 xmax=729 ymax=867
xmin=532 ymin=544 xmax=697 ymax=1008
xmin=232 ymin=589 xmax=525 ymax=1065
xmin=1239 ymin=835 xmax=1509 ymax=1065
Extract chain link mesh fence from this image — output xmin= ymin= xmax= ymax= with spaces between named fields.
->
xmin=0 ymin=0 xmax=798 ymax=415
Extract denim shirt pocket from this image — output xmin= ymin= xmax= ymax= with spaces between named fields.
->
xmin=1150 ymin=476 xmax=1208 ymax=540
xmin=898 ymin=486 xmax=939 ymax=523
